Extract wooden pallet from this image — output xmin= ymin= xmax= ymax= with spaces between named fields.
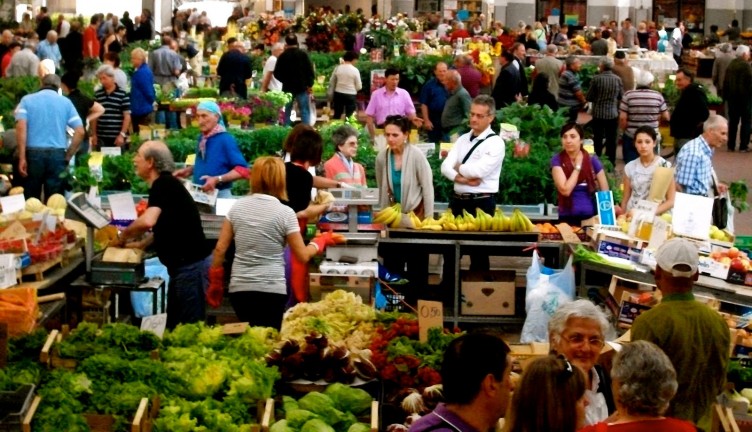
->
xmin=21 ymin=256 xmax=63 ymax=282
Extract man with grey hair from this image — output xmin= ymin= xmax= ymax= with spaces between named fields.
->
xmin=36 ymin=30 xmax=61 ymax=69
xmin=532 ymin=44 xmax=563 ymax=98
xmin=260 ymin=42 xmax=284 ymax=93
xmin=590 ymin=28 xmax=608 ymax=56
xmin=632 ymin=238 xmax=730 ymax=431
xmin=15 ymin=74 xmax=84 ymax=199
xmin=675 ymin=115 xmax=728 ymax=196
xmin=0 ymin=30 xmax=14 ymax=61
xmin=587 ymin=56 xmax=623 ymax=165
xmin=548 ymin=299 xmax=615 ymax=425
xmin=557 ymin=56 xmax=586 ymax=123
xmin=722 ymin=44 xmax=752 ymax=152
xmin=6 ymin=39 xmax=39 ymax=77
xmin=441 ymin=70 xmax=472 ymax=135
xmin=619 ymin=70 xmax=670 ymax=163
xmin=91 ymin=64 xmax=131 ymax=149
xmin=118 ymin=141 xmax=211 ymax=329
xmin=712 ymin=42 xmax=734 ymax=99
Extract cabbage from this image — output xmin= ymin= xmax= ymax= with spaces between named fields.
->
xmin=347 ymin=423 xmax=371 ymax=432
xmin=298 ymin=392 xmax=347 ymax=425
xmin=742 ymin=388 xmax=752 ymax=403
xmin=335 ymin=411 xmax=358 ymax=432
xmin=324 ymin=383 xmax=372 ymax=416
xmin=287 ymin=409 xmax=319 ymax=429
xmin=271 ymin=419 xmax=296 ymax=432
xmin=282 ymin=395 xmax=300 ymax=414
xmin=301 ymin=419 xmax=336 ymax=432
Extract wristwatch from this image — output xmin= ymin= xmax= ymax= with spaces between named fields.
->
xmin=119 ymin=132 xmax=127 ymax=138
xmin=574 ymin=164 xmax=582 ymax=171
xmin=217 ymin=175 xmax=223 ymax=184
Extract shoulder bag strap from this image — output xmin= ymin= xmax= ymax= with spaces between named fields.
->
xmin=461 ymin=133 xmax=497 ymax=164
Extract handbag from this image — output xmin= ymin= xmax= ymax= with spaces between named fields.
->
xmin=712 ymin=174 xmax=728 ymax=229
xmin=327 ymin=66 xmax=338 ymax=100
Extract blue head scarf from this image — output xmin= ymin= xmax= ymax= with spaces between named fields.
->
xmin=197 ymin=100 xmax=225 ymax=127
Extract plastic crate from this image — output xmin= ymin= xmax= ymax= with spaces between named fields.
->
xmin=737 ymin=236 xmax=752 ymax=255
xmin=0 ymin=384 xmax=35 ymax=432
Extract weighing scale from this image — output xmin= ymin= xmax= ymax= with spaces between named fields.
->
xmin=319 ymin=188 xmax=380 ymax=271
xmin=65 ymin=192 xmax=145 ymax=284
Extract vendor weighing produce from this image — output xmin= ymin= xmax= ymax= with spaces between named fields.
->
xmin=117 ymin=141 xmax=211 ymax=329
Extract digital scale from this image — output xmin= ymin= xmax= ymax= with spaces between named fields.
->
xmin=320 ymin=188 xmax=380 ymax=267
xmin=66 ymin=192 xmax=144 ymax=284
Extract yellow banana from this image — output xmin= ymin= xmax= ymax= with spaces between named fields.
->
xmin=444 ymin=222 xmax=458 ymax=231
xmin=373 ymin=207 xmax=395 ymax=224
xmin=458 ymin=222 xmax=467 ymax=231
xmin=390 ymin=213 xmax=403 ymax=228
xmin=427 ymin=224 xmax=443 ymax=231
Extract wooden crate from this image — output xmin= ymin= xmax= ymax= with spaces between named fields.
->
xmin=21 ymin=256 xmax=63 ymax=282
xmin=23 ymin=396 xmax=158 ymax=432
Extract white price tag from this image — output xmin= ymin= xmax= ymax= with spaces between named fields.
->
xmin=107 ymin=192 xmax=137 ymax=221
xmin=140 ymin=313 xmax=167 ymax=338
xmin=0 ymin=194 xmax=25 ymax=215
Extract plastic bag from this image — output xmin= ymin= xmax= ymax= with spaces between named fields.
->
xmin=131 ymin=257 xmax=169 ymax=318
xmin=520 ymin=250 xmax=575 ymax=343
xmin=308 ymin=97 xmax=317 ymax=126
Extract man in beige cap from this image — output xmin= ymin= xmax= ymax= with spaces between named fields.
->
xmin=632 ymin=238 xmax=729 ymax=432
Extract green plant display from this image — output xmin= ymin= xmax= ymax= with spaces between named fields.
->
xmin=0 ymin=76 xmax=44 ymax=129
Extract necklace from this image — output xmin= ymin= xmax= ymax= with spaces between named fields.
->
xmin=639 ymin=155 xmax=656 ymax=168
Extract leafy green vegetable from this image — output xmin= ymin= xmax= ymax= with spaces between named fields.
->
xmin=298 ymin=393 xmax=346 ymax=426
xmin=282 ymin=395 xmax=300 ymax=414
xmin=287 ymin=409 xmax=320 ymax=429
xmin=324 ymin=383 xmax=372 ymax=416
xmin=271 ymin=419 xmax=296 ymax=432
xmin=730 ymin=180 xmax=749 ymax=213
xmin=301 ymin=418 xmax=336 ymax=432
xmin=348 ymin=423 xmax=371 ymax=432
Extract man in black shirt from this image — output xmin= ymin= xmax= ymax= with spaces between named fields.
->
xmin=61 ymin=71 xmax=104 ymax=160
xmin=216 ymin=37 xmax=252 ymax=99
xmin=119 ymin=141 xmax=211 ymax=328
xmin=274 ymin=34 xmax=315 ymax=125
xmin=670 ymin=68 xmax=709 ymax=152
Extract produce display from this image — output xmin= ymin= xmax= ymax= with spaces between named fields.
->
xmin=373 ymin=206 xmax=537 ymax=232
xmin=269 ymin=383 xmax=373 ymax=432
xmin=23 ymin=322 xmax=280 ymax=432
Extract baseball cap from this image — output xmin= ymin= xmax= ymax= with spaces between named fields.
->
xmin=655 ymin=238 xmax=699 ymax=278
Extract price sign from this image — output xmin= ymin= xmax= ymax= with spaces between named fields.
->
xmin=140 ymin=313 xmax=167 ymax=338
xmin=418 ymin=300 xmax=443 ymax=342
xmin=222 ymin=322 xmax=249 ymax=335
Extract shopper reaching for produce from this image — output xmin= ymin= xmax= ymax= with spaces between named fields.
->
xmin=209 ymin=156 xmax=342 ymax=329
xmin=173 ymin=100 xmax=249 ymax=198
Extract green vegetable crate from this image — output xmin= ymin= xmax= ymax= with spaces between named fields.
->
xmin=23 ymin=395 xmax=158 ymax=432
xmin=38 ymin=327 xmax=159 ymax=370
xmin=267 ymin=387 xmax=379 ymax=432
xmin=0 ymin=384 xmax=35 ymax=432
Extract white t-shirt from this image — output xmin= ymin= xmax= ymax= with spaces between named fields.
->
xmin=624 ymin=156 xmax=671 ymax=212
xmin=227 ymin=194 xmax=299 ymax=295
xmin=263 ymin=56 xmax=282 ymax=91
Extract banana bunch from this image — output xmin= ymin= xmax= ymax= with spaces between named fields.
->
xmin=418 ymin=215 xmax=443 ymax=231
xmin=373 ymin=204 xmax=402 ymax=228
xmin=509 ymin=209 xmax=536 ymax=232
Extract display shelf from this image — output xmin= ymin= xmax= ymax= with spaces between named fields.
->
xmin=378 ymin=237 xmax=566 ymax=328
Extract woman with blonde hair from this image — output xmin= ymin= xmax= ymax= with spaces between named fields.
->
xmin=209 ymin=156 xmax=336 ymax=329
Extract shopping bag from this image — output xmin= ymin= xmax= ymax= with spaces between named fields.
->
xmin=520 ymin=250 xmax=575 ymax=343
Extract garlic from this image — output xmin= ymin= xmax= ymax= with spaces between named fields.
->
xmin=401 ymin=390 xmax=426 ymax=414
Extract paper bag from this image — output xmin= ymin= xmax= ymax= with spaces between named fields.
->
xmin=648 ymin=166 xmax=674 ymax=202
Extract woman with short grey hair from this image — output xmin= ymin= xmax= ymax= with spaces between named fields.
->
xmin=323 ymin=124 xmax=366 ymax=187
xmin=549 ymin=299 xmax=615 ymax=426
xmin=579 ymin=340 xmax=696 ymax=432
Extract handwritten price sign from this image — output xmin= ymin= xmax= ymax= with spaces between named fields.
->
xmin=418 ymin=300 xmax=444 ymax=342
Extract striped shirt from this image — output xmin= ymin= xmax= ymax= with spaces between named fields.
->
xmin=94 ymin=86 xmax=130 ymax=140
xmin=675 ymin=135 xmax=713 ymax=196
xmin=587 ymin=70 xmax=623 ymax=119
xmin=619 ymin=89 xmax=668 ymax=138
xmin=227 ymin=194 xmax=300 ymax=295
xmin=558 ymin=70 xmax=582 ymax=107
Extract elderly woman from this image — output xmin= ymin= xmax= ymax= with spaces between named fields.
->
xmin=579 ymin=341 xmax=696 ymax=432
xmin=549 ymin=299 xmax=615 ymax=426
xmin=324 ymin=124 xmax=366 ymax=187
xmin=551 ymin=123 xmax=609 ymax=226
xmin=209 ymin=156 xmax=336 ymax=329
xmin=375 ymin=115 xmax=434 ymax=219
xmin=504 ymin=355 xmax=589 ymax=432
xmin=173 ymin=101 xmax=249 ymax=198
xmin=129 ymin=47 xmax=155 ymax=135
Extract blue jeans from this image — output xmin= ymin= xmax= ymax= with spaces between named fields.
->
xmin=166 ymin=255 xmax=211 ymax=329
xmin=216 ymin=188 xmax=233 ymax=199
xmin=285 ymin=91 xmax=311 ymax=125
xmin=25 ymin=148 xmax=67 ymax=200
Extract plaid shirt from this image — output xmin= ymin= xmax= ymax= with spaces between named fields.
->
xmin=587 ymin=70 xmax=623 ymax=119
xmin=675 ymin=135 xmax=713 ymax=196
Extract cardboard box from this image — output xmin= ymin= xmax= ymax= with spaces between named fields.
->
xmin=699 ymin=256 xmax=731 ymax=280
xmin=308 ymin=274 xmax=373 ymax=303
xmin=461 ymin=270 xmax=515 ymax=315
xmin=592 ymin=230 xmax=645 ymax=262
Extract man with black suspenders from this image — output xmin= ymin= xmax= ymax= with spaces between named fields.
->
xmin=440 ymin=94 xmax=505 ymax=271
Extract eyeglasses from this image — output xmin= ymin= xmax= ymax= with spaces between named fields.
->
xmin=556 ymin=355 xmax=575 ymax=380
xmin=469 ymin=112 xmax=489 ymax=118
xmin=562 ymin=334 xmax=605 ymax=349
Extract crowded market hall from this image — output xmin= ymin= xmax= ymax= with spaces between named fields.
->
xmin=1 ymin=0 xmax=752 ymax=430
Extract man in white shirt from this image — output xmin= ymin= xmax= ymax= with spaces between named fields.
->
xmin=261 ymin=42 xmax=284 ymax=92
xmin=441 ymin=95 xmax=505 ymax=270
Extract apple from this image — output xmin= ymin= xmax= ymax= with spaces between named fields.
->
xmin=720 ymin=257 xmax=732 ymax=265
xmin=731 ymin=258 xmax=746 ymax=272
xmin=729 ymin=247 xmax=741 ymax=259
xmin=711 ymin=251 xmax=722 ymax=260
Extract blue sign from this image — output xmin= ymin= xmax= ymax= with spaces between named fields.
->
xmin=596 ymin=191 xmax=616 ymax=226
